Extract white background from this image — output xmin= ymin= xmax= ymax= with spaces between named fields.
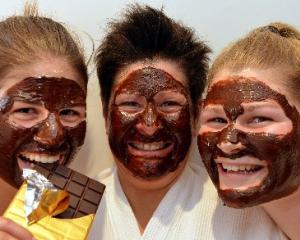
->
xmin=0 ymin=0 xmax=299 ymax=177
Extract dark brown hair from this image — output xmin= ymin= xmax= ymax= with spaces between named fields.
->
xmin=0 ymin=3 xmax=88 ymax=84
xmin=95 ymin=4 xmax=210 ymax=116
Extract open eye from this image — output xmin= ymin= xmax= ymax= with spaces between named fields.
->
xmin=14 ymin=107 xmax=36 ymax=114
xmin=247 ymin=116 xmax=273 ymax=125
xmin=158 ymin=101 xmax=183 ymax=113
xmin=200 ymin=105 xmax=228 ymax=131
xmin=239 ymin=100 xmax=293 ymax=132
xmin=209 ymin=117 xmax=228 ymax=124
xmin=201 ymin=116 xmax=228 ymax=130
xmin=11 ymin=107 xmax=38 ymax=121
xmin=59 ymin=107 xmax=85 ymax=127
xmin=8 ymin=101 xmax=47 ymax=128
xmin=120 ymin=101 xmax=141 ymax=107
xmin=115 ymin=93 xmax=145 ymax=114
xmin=155 ymin=91 xmax=187 ymax=114
xmin=117 ymin=101 xmax=144 ymax=113
xmin=206 ymin=117 xmax=228 ymax=129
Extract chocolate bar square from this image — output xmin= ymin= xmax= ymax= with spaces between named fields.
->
xmin=34 ymin=163 xmax=105 ymax=219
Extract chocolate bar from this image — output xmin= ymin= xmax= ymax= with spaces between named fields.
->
xmin=4 ymin=164 xmax=105 ymax=240
xmin=34 ymin=163 xmax=105 ymax=219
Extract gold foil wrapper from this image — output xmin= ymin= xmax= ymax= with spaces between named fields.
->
xmin=4 ymin=183 xmax=95 ymax=240
xmin=27 ymin=189 xmax=70 ymax=224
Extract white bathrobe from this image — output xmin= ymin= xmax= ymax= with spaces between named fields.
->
xmin=88 ymin=160 xmax=286 ymax=240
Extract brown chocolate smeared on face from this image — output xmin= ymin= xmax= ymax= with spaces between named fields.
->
xmin=198 ymin=77 xmax=300 ymax=207
xmin=108 ymin=67 xmax=191 ymax=179
xmin=0 ymin=77 xmax=86 ymax=187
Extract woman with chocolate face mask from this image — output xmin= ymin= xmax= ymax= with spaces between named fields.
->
xmin=198 ymin=22 xmax=300 ymax=239
xmin=0 ymin=4 xmax=87 ymax=239
xmin=89 ymin=5 xmax=284 ymax=240
xmin=88 ymin=4 xmax=210 ymax=240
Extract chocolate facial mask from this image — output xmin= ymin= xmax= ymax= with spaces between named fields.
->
xmin=198 ymin=77 xmax=300 ymax=207
xmin=0 ymin=77 xmax=86 ymax=187
xmin=108 ymin=67 xmax=191 ymax=179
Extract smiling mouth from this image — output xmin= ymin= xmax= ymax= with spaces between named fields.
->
xmin=215 ymin=156 xmax=268 ymax=191
xmin=128 ymin=141 xmax=174 ymax=158
xmin=17 ymin=151 xmax=65 ymax=170
xmin=129 ymin=141 xmax=172 ymax=151
xmin=220 ymin=163 xmax=264 ymax=174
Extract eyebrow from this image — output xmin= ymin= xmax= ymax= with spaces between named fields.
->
xmin=202 ymin=104 xmax=224 ymax=113
xmin=242 ymin=100 xmax=281 ymax=113
xmin=64 ymin=103 xmax=86 ymax=107
xmin=116 ymin=90 xmax=144 ymax=96
xmin=13 ymin=99 xmax=44 ymax=106
xmin=154 ymin=90 xmax=186 ymax=97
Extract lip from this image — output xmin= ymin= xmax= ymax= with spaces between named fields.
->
xmin=127 ymin=141 xmax=174 ymax=158
xmin=17 ymin=151 xmax=66 ymax=170
xmin=215 ymin=156 xmax=268 ymax=191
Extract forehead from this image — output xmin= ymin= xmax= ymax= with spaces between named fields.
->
xmin=115 ymin=67 xmax=187 ymax=98
xmin=7 ymin=77 xmax=86 ymax=105
xmin=206 ymin=77 xmax=282 ymax=103
xmin=209 ymin=67 xmax=291 ymax=97
xmin=0 ymin=57 xmax=86 ymax=94
xmin=113 ymin=59 xmax=188 ymax=94
xmin=206 ymin=67 xmax=298 ymax=105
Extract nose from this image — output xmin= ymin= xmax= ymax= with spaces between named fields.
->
xmin=217 ymin=125 xmax=245 ymax=154
xmin=34 ymin=113 xmax=65 ymax=147
xmin=136 ymin=103 xmax=160 ymax=136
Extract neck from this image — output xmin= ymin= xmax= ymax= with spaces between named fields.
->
xmin=262 ymin=187 xmax=300 ymax=240
xmin=117 ymin=161 xmax=186 ymax=234
xmin=0 ymin=178 xmax=17 ymax=215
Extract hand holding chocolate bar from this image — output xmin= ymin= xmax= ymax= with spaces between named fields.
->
xmin=4 ymin=163 xmax=105 ymax=240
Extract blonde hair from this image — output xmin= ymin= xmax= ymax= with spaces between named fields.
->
xmin=0 ymin=2 xmax=87 ymax=82
xmin=208 ymin=22 xmax=300 ymax=94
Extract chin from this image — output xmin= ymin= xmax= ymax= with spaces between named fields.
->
xmin=125 ymin=158 xmax=173 ymax=179
xmin=218 ymin=184 xmax=271 ymax=208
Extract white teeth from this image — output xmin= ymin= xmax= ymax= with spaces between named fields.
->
xmin=35 ymin=155 xmax=41 ymax=163
xmin=144 ymin=144 xmax=150 ymax=150
xmin=239 ymin=165 xmax=246 ymax=171
xmin=222 ymin=164 xmax=260 ymax=172
xmin=132 ymin=142 xmax=166 ymax=151
xmin=20 ymin=152 xmax=61 ymax=164
xmin=231 ymin=166 xmax=239 ymax=171
xmin=246 ymin=165 xmax=252 ymax=171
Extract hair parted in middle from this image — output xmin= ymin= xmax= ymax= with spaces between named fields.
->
xmin=95 ymin=4 xmax=211 ymax=116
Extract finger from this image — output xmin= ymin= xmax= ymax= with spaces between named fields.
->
xmin=0 ymin=231 xmax=18 ymax=240
xmin=0 ymin=217 xmax=34 ymax=240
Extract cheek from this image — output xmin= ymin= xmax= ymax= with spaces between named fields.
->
xmin=199 ymin=131 xmax=220 ymax=145
xmin=108 ymin=107 xmax=138 ymax=136
xmin=236 ymin=120 xmax=293 ymax=136
xmin=66 ymin=121 xmax=86 ymax=146
xmin=163 ymin=106 xmax=191 ymax=129
xmin=264 ymin=120 xmax=293 ymax=136
xmin=198 ymin=125 xmax=224 ymax=135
